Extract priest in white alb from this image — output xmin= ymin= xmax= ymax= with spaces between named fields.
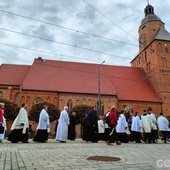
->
xmin=8 ymin=103 xmax=29 ymax=143
xmin=116 ymin=110 xmax=128 ymax=143
xmin=56 ymin=106 xmax=69 ymax=143
xmin=33 ymin=105 xmax=50 ymax=143
xmin=157 ymin=112 xmax=170 ymax=143
xmin=131 ymin=112 xmax=142 ymax=143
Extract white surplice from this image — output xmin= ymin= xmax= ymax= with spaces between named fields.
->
xmin=149 ymin=112 xmax=157 ymax=130
xmin=116 ymin=114 xmax=128 ymax=133
xmin=141 ymin=114 xmax=152 ymax=133
xmin=98 ymin=119 xmax=105 ymax=133
xmin=56 ymin=109 xmax=69 ymax=141
xmin=157 ymin=116 xmax=170 ymax=131
xmin=36 ymin=109 xmax=50 ymax=133
xmin=11 ymin=107 xmax=29 ymax=134
xmin=131 ymin=116 xmax=142 ymax=132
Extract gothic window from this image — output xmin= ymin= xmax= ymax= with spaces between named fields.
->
xmin=158 ymin=43 xmax=162 ymax=52
xmin=0 ymin=91 xmax=3 ymax=98
xmin=88 ymin=99 xmax=92 ymax=106
xmin=21 ymin=96 xmax=25 ymax=104
xmin=53 ymin=97 xmax=58 ymax=106
xmin=107 ymin=100 xmax=111 ymax=108
xmin=47 ymin=97 xmax=51 ymax=103
xmin=83 ymin=98 xmax=86 ymax=104
xmin=67 ymin=100 xmax=72 ymax=112
xmin=162 ymin=57 xmax=167 ymax=67
xmin=26 ymin=96 xmax=31 ymax=109
xmin=146 ymin=62 xmax=150 ymax=71
xmin=15 ymin=92 xmax=20 ymax=104
xmin=34 ymin=98 xmax=43 ymax=104
xmin=139 ymin=57 xmax=141 ymax=64
xmin=145 ymin=51 xmax=147 ymax=60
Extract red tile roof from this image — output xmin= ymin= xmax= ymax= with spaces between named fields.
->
xmin=0 ymin=58 xmax=161 ymax=103
xmin=0 ymin=64 xmax=30 ymax=85
xmin=22 ymin=58 xmax=116 ymax=95
xmin=103 ymin=65 xmax=161 ymax=102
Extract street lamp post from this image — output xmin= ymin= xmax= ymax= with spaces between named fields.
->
xmin=98 ymin=60 xmax=105 ymax=115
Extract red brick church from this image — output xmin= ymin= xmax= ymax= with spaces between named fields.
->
xmin=0 ymin=3 xmax=169 ymax=117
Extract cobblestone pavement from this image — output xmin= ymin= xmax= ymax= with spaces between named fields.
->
xmin=0 ymin=139 xmax=169 ymax=170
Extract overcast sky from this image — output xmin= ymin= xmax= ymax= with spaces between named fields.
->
xmin=0 ymin=0 xmax=170 ymax=66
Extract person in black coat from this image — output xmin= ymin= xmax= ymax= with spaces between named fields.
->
xmin=86 ymin=107 xmax=98 ymax=142
xmin=68 ymin=112 xmax=77 ymax=140
xmin=82 ymin=114 xmax=88 ymax=141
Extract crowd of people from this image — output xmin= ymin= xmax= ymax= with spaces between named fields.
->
xmin=82 ymin=105 xmax=170 ymax=145
xmin=0 ymin=103 xmax=170 ymax=145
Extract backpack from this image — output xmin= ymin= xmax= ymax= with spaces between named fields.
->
xmin=105 ymin=114 xmax=111 ymax=127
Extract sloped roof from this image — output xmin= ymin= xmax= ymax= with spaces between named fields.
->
xmin=21 ymin=58 xmax=161 ymax=102
xmin=154 ymin=26 xmax=170 ymax=41
xmin=0 ymin=64 xmax=30 ymax=85
xmin=103 ymin=65 xmax=160 ymax=102
xmin=22 ymin=58 xmax=116 ymax=95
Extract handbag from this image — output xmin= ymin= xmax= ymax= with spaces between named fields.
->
xmin=0 ymin=124 xmax=5 ymax=134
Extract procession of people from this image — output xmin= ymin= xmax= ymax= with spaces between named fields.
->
xmin=0 ymin=102 xmax=170 ymax=145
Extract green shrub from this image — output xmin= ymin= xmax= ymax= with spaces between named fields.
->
xmin=71 ymin=104 xmax=91 ymax=124
xmin=29 ymin=102 xmax=60 ymax=122
xmin=0 ymin=98 xmax=20 ymax=121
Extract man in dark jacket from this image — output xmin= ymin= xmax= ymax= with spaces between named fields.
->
xmin=86 ymin=107 xmax=98 ymax=142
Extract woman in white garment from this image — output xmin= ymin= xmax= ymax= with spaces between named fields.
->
xmin=0 ymin=103 xmax=6 ymax=142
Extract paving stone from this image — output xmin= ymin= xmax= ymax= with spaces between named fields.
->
xmin=0 ymin=139 xmax=170 ymax=170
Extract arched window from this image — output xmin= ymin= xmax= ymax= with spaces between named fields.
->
xmin=107 ymin=100 xmax=111 ymax=108
xmin=47 ymin=97 xmax=51 ymax=103
xmin=67 ymin=100 xmax=72 ymax=113
xmin=88 ymin=99 xmax=92 ymax=106
xmin=34 ymin=98 xmax=43 ymax=104
xmin=26 ymin=96 xmax=31 ymax=109
xmin=158 ymin=43 xmax=162 ymax=52
xmin=15 ymin=92 xmax=20 ymax=104
xmin=0 ymin=91 xmax=3 ymax=98
xmin=53 ymin=97 xmax=58 ymax=106
xmin=83 ymin=98 xmax=86 ymax=104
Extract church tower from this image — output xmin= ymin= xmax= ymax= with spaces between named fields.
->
xmin=131 ymin=3 xmax=170 ymax=116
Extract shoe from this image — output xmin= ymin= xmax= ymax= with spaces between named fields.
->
xmin=116 ymin=141 xmax=121 ymax=145
xmin=60 ymin=141 xmax=66 ymax=143
xmin=106 ymin=141 xmax=113 ymax=145
xmin=0 ymin=140 xmax=2 ymax=143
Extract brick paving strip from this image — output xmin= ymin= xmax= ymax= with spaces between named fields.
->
xmin=0 ymin=139 xmax=169 ymax=170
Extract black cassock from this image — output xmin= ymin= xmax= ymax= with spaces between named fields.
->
xmin=68 ymin=115 xmax=76 ymax=140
